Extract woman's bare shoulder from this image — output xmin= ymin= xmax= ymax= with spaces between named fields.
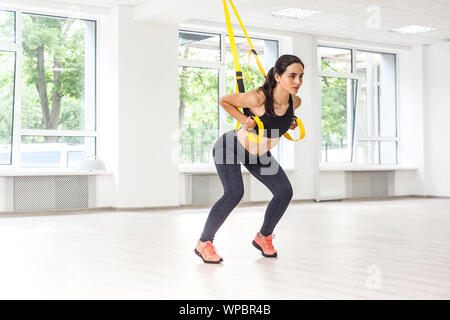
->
xmin=292 ymin=95 xmax=302 ymax=110
xmin=237 ymin=90 xmax=265 ymax=111
xmin=247 ymin=90 xmax=266 ymax=107
xmin=221 ymin=90 xmax=265 ymax=109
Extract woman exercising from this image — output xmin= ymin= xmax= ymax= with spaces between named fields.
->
xmin=195 ymin=54 xmax=304 ymax=263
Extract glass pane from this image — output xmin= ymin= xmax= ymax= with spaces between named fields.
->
xmin=320 ymin=77 xmax=356 ymax=163
xmin=380 ymin=141 xmax=397 ymax=165
xmin=356 ymin=51 xmax=397 ymax=137
xmin=319 ymin=46 xmax=352 ymax=73
xmin=225 ymin=36 xmax=278 ymax=131
xmin=178 ymin=66 xmax=219 ymax=164
xmin=354 ymin=141 xmax=379 ymax=165
xmin=356 ymin=86 xmax=369 ymax=138
xmin=179 ymin=31 xmax=220 ymax=62
xmin=354 ymin=141 xmax=397 ymax=165
xmin=21 ymin=14 xmax=96 ymax=131
xmin=0 ymin=51 xmax=15 ymax=165
xmin=21 ymin=136 xmax=95 ymax=168
xmin=0 ymin=11 xmax=15 ymax=43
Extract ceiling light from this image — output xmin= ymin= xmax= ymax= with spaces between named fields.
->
xmin=272 ymin=8 xmax=320 ymax=20
xmin=390 ymin=25 xmax=436 ymax=34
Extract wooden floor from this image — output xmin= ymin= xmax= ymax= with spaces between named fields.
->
xmin=0 ymin=197 xmax=449 ymax=299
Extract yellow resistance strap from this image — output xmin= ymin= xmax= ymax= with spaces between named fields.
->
xmin=223 ymin=0 xmax=305 ymax=143
xmin=285 ymin=117 xmax=306 ymax=141
xmin=224 ymin=0 xmax=263 ymax=143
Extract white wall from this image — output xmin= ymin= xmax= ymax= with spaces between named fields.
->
xmin=396 ymin=45 xmax=426 ymax=196
xmin=284 ymin=33 xmax=317 ymax=200
xmin=97 ymin=8 xmax=119 ymax=206
xmin=424 ymin=41 xmax=450 ymax=196
xmin=103 ymin=6 xmax=180 ymax=208
xmin=249 ymin=32 xmax=316 ymax=202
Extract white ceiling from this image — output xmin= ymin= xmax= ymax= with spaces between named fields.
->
xmin=27 ymin=0 xmax=450 ymax=46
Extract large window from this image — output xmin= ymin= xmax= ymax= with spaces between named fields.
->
xmin=178 ymin=30 xmax=279 ymax=165
xmin=0 ymin=10 xmax=96 ymax=169
xmin=355 ymin=51 xmax=397 ymax=165
xmin=318 ymin=45 xmax=397 ymax=165
xmin=0 ymin=50 xmax=15 ymax=165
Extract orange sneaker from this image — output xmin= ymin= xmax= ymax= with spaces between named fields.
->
xmin=195 ymin=240 xmax=223 ymax=264
xmin=252 ymin=233 xmax=277 ymax=257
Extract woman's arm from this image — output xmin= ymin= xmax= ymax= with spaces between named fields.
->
xmin=290 ymin=95 xmax=302 ymax=130
xmin=219 ymin=91 xmax=264 ymax=128
xmin=292 ymin=95 xmax=302 ymax=111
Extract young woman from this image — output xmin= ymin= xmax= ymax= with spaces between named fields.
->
xmin=195 ymin=54 xmax=304 ymax=263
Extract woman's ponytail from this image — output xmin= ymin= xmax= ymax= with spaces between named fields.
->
xmin=259 ymin=67 xmax=277 ymax=117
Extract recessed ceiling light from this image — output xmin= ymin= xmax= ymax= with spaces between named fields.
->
xmin=272 ymin=8 xmax=320 ymax=20
xmin=390 ymin=25 xmax=436 ymax=34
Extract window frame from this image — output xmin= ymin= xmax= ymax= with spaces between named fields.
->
xmin=0 ymin=9 xmax=98 ymax=170
xmin=317 ymin=43 xmax=399 ymax=166
xmin=178 ymin=28 xmax=282 ymax=170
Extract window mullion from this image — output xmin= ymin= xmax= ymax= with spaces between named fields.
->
xmin=395 ymin=53 xmax=400 ymax=165
xmin=357 ymin=137 xmax=399 ymax=141
xmin=12 ymin=10 xmax=22 ymax=168
xmin=351 ymin=47 xmax=356 ymax=74
xmin=351 ymin=48 xmax=357 ymax=163
xmin=351 ymin=78 xmax=359 ymax=163
xmin=318 ymin=70 xmax=358 ymax=79
xmin=219 ymin=32 xmax=227 ymax=135
xmin=178 ymin=59 xmax=221 ymax=69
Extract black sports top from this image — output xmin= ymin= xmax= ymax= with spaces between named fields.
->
xmin=243 ymin=94 xmax=294 ymax=139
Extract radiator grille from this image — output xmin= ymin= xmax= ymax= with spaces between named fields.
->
xmin=13 ymin=176 xmax=95 ymax=211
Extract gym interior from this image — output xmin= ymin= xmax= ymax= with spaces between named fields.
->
xmin=0 ymin=0 xmax=449 ymax=299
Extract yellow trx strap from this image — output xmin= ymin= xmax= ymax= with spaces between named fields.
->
xmin=223 ymin=0 xmax=263 ymax=143
xmin=223 ymin=0 xmax=305 ymax=143
xmin=284 ymin=117 xmax=306 ymax=141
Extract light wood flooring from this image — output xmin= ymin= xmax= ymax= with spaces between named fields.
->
xmin=0 ymin=197 xmax=449 ymax=299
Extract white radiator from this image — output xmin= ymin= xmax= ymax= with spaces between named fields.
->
xmin=3 ymin=175 xmax=96 ymax=212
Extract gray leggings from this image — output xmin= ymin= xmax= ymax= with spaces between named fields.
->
xmin=200 ymin=130 xmax=293 ymax=242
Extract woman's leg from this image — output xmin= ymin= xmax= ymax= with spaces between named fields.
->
xmin=242 ymin=152 xmax=293 ymax=236
xmin=199 ymin=131 xmax=244 ymax=242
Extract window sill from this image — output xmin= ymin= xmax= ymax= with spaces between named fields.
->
xmin=179 ymin=166 xmax=297 ymax=175
xmin=319 ymin=164 xmax=418 ymax=172
xmin=0 ymin=169 xmax=113 ymax=177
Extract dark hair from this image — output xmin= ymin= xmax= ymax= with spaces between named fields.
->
xmin=258 ymin=54 xmax=304 ymax=117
